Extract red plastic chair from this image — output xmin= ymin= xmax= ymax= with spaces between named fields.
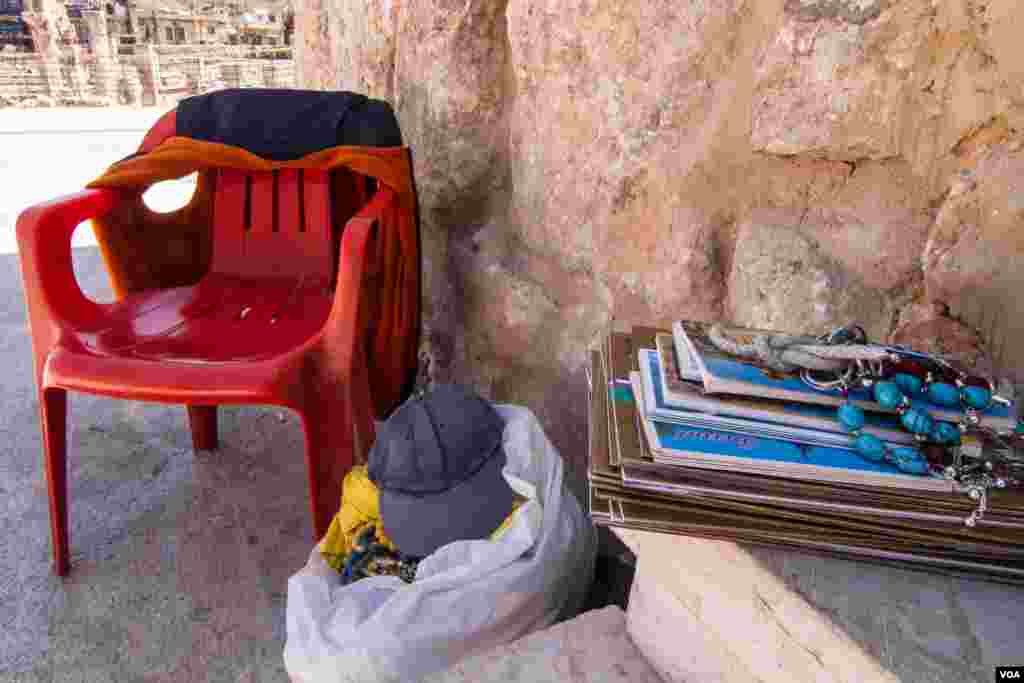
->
xmin=17 ymin=111 xmax=399 ymax=576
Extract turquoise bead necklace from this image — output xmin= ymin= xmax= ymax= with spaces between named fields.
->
xmin=832 ymin=373 xmax=1011 ymax=527
xmin=802 ymin=332 xmax=1020 ymax=526
xmin=708 ymin=322 xmax=1023 ymax=525
xmin=833 ymin=373 xmax=986 ymax=476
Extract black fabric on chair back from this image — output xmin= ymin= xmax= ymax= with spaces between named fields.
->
xmin=176 ymin=88 xmax=403 ymax=160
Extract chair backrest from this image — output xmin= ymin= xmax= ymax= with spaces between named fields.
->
xmin=210 ymin=168 xmax=335 ymax=287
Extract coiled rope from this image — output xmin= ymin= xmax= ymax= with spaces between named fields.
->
xmin=707 ymin=323 xmax=894 ymax=374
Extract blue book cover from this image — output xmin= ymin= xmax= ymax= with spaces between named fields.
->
xmin=631 ymin=367 xmax=950 ymax=489
xmin=673 ymin=320 xmax=1015 ymax=431
xmin=641 ymin=413 xmax=950 ymax=489
xmin=639 ymin=349 xmax=915 ymax=447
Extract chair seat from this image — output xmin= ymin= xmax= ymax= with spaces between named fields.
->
xmin=45 ymin=274 xmax=333 ymax=401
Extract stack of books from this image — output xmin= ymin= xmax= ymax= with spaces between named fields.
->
xmin=588 ymin=322 xmax=1024 ymax=583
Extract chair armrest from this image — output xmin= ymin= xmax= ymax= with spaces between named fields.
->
xmin=16 ymin=188 xmax=123 ymax=332
xmin=348 ymin=185 xmax=398 ymax=236
xmin=325 ymin=185 xmax=397 ymax=341
xmin=317 ymin=185 xmax=399 ymax=458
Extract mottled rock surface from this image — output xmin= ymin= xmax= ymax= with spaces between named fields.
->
xmin=892 ymin=302 xmax=988 ymax=371
xmin=293 ymin=0 xmax=1024 ymax=484
xmin=923 ymin=143 xmax=1024 ymax=379
xmin=752 ymin=14 xmax=903 ymax=161
xmin=727 ymin=210 xmax=901 ymax=341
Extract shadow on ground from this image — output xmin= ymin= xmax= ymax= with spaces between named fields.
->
xmin=3 ymin=248 xmax=313 ymax=682
xmin=2 ymin=247 xmax=634 ymax=681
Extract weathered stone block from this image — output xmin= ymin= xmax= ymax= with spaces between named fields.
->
xmin=892 ymin=302 xmax=987 ymax=370
xmin=981 ymin=0 xmax=1024 ymax=130
xmin=752 ymin=15 xmax=905 ymax=161
xmin=425 ymin=606 xmax=663 ymax=683
xmin=923 ymin=143 xmax=1024 ymax=379
xmin=727 ymin=210 xmax=899 ymax=339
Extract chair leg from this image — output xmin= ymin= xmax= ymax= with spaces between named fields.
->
xmin=41 ymin=388 xmax=70 ymax=577
xmin=299 ymin=394 xmax=368 ymax=540
xmin=187 ymin=405 xmax=218 ymax=451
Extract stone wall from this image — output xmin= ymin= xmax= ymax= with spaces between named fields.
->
xmin=294 ymin=0 xmax=1024 ymax=495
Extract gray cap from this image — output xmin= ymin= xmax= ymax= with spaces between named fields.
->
xmin=368 ymin=384 xmax=515 ymax=558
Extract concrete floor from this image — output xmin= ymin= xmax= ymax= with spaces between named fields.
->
xmin=2 ymin=248 xmax=309 ymax=682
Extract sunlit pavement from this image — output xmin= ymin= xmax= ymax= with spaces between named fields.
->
xmin=0 ymin=106 xmax=197 ymax=255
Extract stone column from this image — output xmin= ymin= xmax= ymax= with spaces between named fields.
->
xmin=66 ymin=42 xmax=88 ymax=99
xmin=195 ymin=53 xmax=205 ymax=92
xmin=119 ymin=65 xmax=143 ymax=105
xmin=135 ymin=43 xmax=161 ymax=106
xmin=81 ymin=10 xmax=118 ymax=101
xmin=21 ymin=11 xmax=62 ymax=99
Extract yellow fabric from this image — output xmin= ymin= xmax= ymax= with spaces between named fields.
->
xmin=319 ymin=465 xmax=526 ymax=572
xmin=320 ymin=466 xmax=397 ymax=572
xmin=491 ymin=498 xmax=526 ymax=539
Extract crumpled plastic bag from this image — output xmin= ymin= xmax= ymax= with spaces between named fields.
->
xmin=284 ymin=405 xmax=598 ymax=682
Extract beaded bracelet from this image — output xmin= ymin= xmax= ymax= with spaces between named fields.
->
xmin=709 ymin=322 xmax=1023 ymax=525
xmin=834 ymin=375 xmax=1010 ymax=526
xmin=835 ymin=399 xmax=930 ymax=475
xmin=811 ymin=343 xmax=1019 ymax=526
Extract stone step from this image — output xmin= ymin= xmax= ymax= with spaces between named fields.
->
xmin=425 ymin=606 xmax=663 ymax=683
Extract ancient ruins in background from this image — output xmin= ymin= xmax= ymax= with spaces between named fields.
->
xmin=0 ymin=0 xmax=294 ymax=107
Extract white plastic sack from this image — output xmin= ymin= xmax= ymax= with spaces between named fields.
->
xmin=284 ymin=404 xmax=597 ymax=683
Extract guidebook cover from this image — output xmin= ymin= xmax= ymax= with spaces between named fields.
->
xmin=633 ymin=379 xmax=952 ymax=491
xmin=604 ymin=326 xmax=661 ymax=466
xmin=672 ymin=320 xmax=1015 ymax=431
xmin=639 ymin=349 xmax=916 ymax=448
xmin=656 ymin=333 xmax=702 ymax=384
